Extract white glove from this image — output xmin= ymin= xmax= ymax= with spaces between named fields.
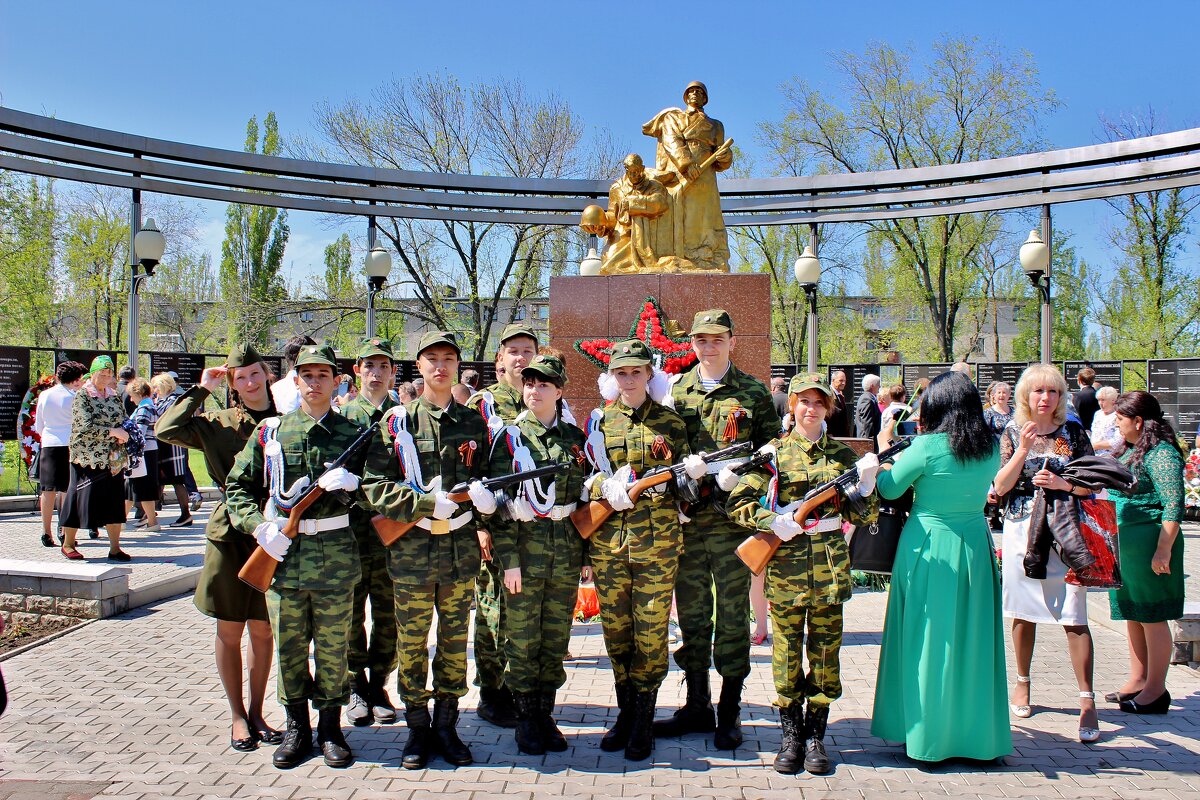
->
xmin=601 ymin=465 xmax=635 ymax=512
xmin=254 ymin=521 xmax=291 ymax=562
xmin=508 ymin=496 xmax=536 ymax=522
xmin=468 ymin=480 xmax=498 ymax=515
xmin=855 ymin=453 xmax=880 ymax=495
xmin=716 ymin=465 xmax=741 ymax=492
xmin=433 ymin=491 xmax=459 ymax=520
xmin=683 ymin=453 xmax=708 ymax=480
xmin=770 ymin=513 xmax=805 ymax=542
xmin=317 ymin=465 xmax=359 ymax=493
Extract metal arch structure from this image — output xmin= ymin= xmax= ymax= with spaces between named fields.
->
xmin=3 ymin=106 xmax=1200 ymax=226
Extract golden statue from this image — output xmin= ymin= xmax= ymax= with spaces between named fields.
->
xmin=580 ymin=81 xmax=734 ymax=275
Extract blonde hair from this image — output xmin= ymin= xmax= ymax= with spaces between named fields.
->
xmin=1097 ymin=385 xmax=1118 ymax=402
xmin=150 ymin=373 xmax=177 ymax=397
xmin=1013 ymin=364 xmax=1068 ymax=426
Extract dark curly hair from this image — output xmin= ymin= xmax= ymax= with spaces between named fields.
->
xmin=1113 ymin=391 xmax=1184 ymax=471
xmin=55 ymin=360 xmax=86 ymax=385
xmin=914 ymin=371 xmax=995 ymax=462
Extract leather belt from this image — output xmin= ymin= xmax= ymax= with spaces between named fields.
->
xmin=706 ymin=457 xmax=748 ymax=475
xmin=546 ymin=503 xmax=577 ymax=521
xmin=416 ymin=510 xmax=473 ymax=535
xmin=297 ymin=514 xmax=350 ymax=535
xmin=802 ymin=515 xmax=843 ymax=535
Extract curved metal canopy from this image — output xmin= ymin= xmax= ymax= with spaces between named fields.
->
xmin=2 ymin=106 xmax=1200 ymax=226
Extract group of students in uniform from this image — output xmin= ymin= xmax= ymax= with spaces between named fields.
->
xmin=158 ymin=309 xmax=881 ymax=775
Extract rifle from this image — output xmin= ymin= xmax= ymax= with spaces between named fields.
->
xmin=239 ymin=420 xmax=381 ymax=593
xmin=678 ymin=138 xmax=734 ymax=190
xmin=570 ymin=441 xmax=753 ymax=540
xmin=372 ymin=461 xmax=570 ymax=547
xmin=735 ymin=437 xmax=912 ymax=576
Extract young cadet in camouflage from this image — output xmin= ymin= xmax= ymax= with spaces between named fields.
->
xmin=588 ymin=338 xmax=691 ymax=761
xmin=225 ymin=343 xmax=371 ymax=770
xmin=360 ymin=331 xmax=489 ymax=770
xmin=338 ymin=338 xmax=399 ymax=728
xmin=155 ymin=343 xmax=282 ymax=751
xmin=464 ymin=322 xmax=539 ymax=728
xmin=479 ymin=353 xmax=590 ymax=755
xmin=727 ymin=374 xmax=880 ymax=775
xmin=656 ymin=309 xmax=781 ymax=749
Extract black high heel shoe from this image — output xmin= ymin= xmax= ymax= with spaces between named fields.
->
xmin=1118 ymin=690 xmax=1171 ymax=715
xmin=1103 ymin=690 xmax=1138 ymax=704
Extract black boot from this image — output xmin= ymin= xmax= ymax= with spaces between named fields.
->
xmin=713 ymin=677 xmax=745 ymax=750
xmin=539 ymin=690 xmax=568 ymax=752
xmin=652 ymin=670 xmax=715 ymax=737
xmin=272 ymin=702 xmax=314 ymax=770
xmin=432 ymin=697 xmax=474 ymax=766
xmin=802 ymin=704 xmax=833 ymax=775
xmin=512 ymin=691 xmax=545 ymax=755
xmin=624 ymin=689 xmax=658 ymax=762
xmin=368 ymin=669 xmax=397 ymax=724
xmin=600 ymin=683 xmax=634 ymax=752
xmin=772 ymin=705 xmax=804 ymax=775
xmin=477 ymin=685 xmax=519 ymax=728
xmin=401 ymin=703 xmax=432 ymax=770
xmin=345 ymin=670 xmax=373 ymax=727
xmin=316 ymin=707 xmax=354 ymax=768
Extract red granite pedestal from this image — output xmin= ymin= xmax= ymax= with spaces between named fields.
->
xmin=549 ymin=273 xmax=772 ymax=420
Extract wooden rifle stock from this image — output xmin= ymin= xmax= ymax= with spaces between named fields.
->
xmin=735 ymin=485 xmax=839 ymax=576
xmin=570 ymin=470 xmax=676 ymax=540
xmin=239 ymin=486 xmax=328 ymax=593
xmin=372 ymin=491 xmax=471 ymax=546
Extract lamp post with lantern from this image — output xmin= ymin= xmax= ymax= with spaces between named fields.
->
xmin=794 ymin=228 xmax=822 ymax=374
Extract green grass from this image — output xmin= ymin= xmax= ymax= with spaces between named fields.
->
xmin=1 ymin=444 xmax=214 ymax=497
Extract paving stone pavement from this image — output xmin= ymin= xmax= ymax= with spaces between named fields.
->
xmin=0 ymin=569 xmax=1197 ymax=800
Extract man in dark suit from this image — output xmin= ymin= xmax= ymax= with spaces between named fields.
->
xmin=854 ymin=373 xmax=882 ymax=445
xmin=1074 ymin=367 xmax=1099 ymax=430
xmin=828 ymin=370 xmax=850 ymax=437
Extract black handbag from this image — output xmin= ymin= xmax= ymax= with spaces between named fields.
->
xmin=849 ymin=490 xmax=912 ymax=574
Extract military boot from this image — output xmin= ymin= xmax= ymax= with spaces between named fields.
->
xmin=477 ymin=685 xmax=519 ymax=728
xmin=600 ymin=683 xmax=634 ymax=752
xmin=713 ymin=677 xmax=745 ymax=750
xmin=624 ymin=689 xmax=658 ymax=762
xmin=272 ymin=702 xmax=314 ymax=770
xmin=345 ymin=670 xmax=373 ymax=727
xmin=772 ymin=705 xmax=804 ymax=775
xmin=401 ymin=703 xmax=432 ymax=770
xmin=511 ymin=691 xmax=545 ymax=755
xmin=652 ymin=670 xmax=715 ymax=737
xmin=368 ymin=669 xmax=397 ymax=724
xmin=432 ymin=697 xmax=474 ymax=766
xmin=539 ymin=690 xmax=568 ymax=752
xmin=316 ymin=707 xmax=354 ymax=768
xmin=803 ymin=704 xmax=833 ymax=775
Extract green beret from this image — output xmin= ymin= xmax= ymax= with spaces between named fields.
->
xmin=788 ymin=372 xmax=835 ymax=398
xmin=416 ymin=330 xmax=461 ymax=358
xmin=688 ymin=309 xmax=734 ymax=336
xmin=87 ymin=355 xmax=115 ymax=376
xmin=356 ymin=337 xmax=395 ymax=362
xmin=522 ymin=354 xmax=566 ymax=384
xmin=499 ymin=323 xmax=539 ymax=346
xmin=226 ymin=343 xmax=264 ymax=370
xmin=608 ymin=339 xmax=652 ymax=369
xmin=294 ymin=343 xmax=338 ymax=370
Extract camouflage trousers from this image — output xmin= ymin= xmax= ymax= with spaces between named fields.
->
xmin=473 ymin=557 xmax=507 ymax=690
xmin=502 ymin=570 xmax=578 ymax=693
xmin=266 ymin=586 xmax=353 ymax=709
xmin=591 ymin=550 xmax=680 ymax=691
xmin=673 ymin=512 xmax=752 ymax=679
xmin=393 ymin=579 xmax=474 ymax=706
xmin=769 ymin=599 xmax=843 ymax=709
xmin=348 ymin=530 xmax=397 ymax=677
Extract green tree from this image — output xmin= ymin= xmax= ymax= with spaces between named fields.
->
xmin=61 ymin=186 xmax=129 ymax=349
xmin=220 ymin=112 xmax=289 ymax=346
xmin=323 ymin=233 xmax=356 ymax=298
xmin=0 ymin=173 xmax=59 ymax=346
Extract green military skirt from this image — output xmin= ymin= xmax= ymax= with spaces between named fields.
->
xmin=193 ymin=503 xmax=268 ymax=623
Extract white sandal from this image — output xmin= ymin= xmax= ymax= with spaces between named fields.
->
xmin=1078 ymin=691 xmax=1100 ymax=742
xmin=1010 ymin=675 xmax=1032 ymax=718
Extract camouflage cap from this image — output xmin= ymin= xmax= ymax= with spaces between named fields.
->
xmin=608 ymin=339 xmax=652 ymax=369
xmin=294 ymin=342 xmax=338 ymax=370
xmin=521 ymin=353 xmax=566 ymax=384
xmin=225 ymin=343 xmax=265 ymax=370
xmin=356 ymin=337 xmax=395 ymax=362
xmin=788 ymin=372 xmax=835 ymax=398
xmin=416 ymin=330 xmax=461 ymax=358
xmin=499 ymin=323 xmax=539 ymax=346
xmin=688 ymin=309 xmax=734 ymax=336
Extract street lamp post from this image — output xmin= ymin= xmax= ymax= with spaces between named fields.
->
xmin=579 ymin=234 xmax=603 ymax=276
xmin=127 ymin=211 xmax=165 ymax=368
xmin=364 ymin=219 xmax=393 ymax=338
xmin=794 ymin=229 xmax=822 ymax=374
xmin=1020 ymin=217 xmax=1052 ymax=364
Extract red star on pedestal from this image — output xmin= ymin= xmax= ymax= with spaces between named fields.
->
xmin=575 ymin=296 xmax=698 ymax=375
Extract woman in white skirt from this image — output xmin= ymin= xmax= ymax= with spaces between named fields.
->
xmin=993 ymin=364 xmax=1098 ymax=742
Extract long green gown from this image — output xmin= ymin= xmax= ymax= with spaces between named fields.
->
xmin=871 ymin=432 xmax=1011 ymax=762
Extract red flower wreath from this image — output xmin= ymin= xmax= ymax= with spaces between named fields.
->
xmin=17 ymin=375 xmax=56 ymax=466
xmin=574 ymin=296 xmax=698 ymax=375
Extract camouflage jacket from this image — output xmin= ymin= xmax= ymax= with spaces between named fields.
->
xmin=484 ymin=412 xmax=590 ymax=577
xmin=467 ymin=381 xmax=522 ymax=453
xmin=225 ymin=409 xmax=370 ymax=591
xmin=728 ymin=430 xmax=878 ymax=606
xmin=589 ymin=398 xmax=690 ymax=563
xmin=339 ymin=392 xmax=399 ymax=545
xmin=154 ymin=385 xmax=276 ymax=542
xmin=361 ymin=395 xmax=488 ymax=585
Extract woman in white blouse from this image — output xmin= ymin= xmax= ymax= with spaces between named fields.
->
xmin=34 ymin=361 xmax=86 ymax=547
xmin=1089 ymin=386 xmax=1120 ymax=454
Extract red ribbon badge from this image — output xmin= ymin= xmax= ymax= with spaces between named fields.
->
xmin=723 ymin=407 xmax=746 ymax=442
xmin=650 ymin=435 xmax=671 ymax=461
xmin=458 ymin=440 xmax=478 ymax=468
xmin=570 ymin=444 xmax=586 ymax=466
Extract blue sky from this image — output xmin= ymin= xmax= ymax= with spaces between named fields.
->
xmin=3 ymin=0 xmax=1198 ymax=285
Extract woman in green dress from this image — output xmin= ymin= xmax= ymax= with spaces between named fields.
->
xmin=1106 ymin=390 xmax=1185 ymax=715
xmin=871 ymin=371 xmax=1011 ymax=762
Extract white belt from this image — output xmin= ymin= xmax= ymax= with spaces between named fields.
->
xmin=706 ymin=456 xmax=748 ymax=475
xmin=545 ymin=503 xmax=577 ymax=521
xmin=297 ymin=514 xmax=350 ymax=535
xmin=415 ymin=510 xmax=474 ymax=535
xmin=800 ymin=515 xmax=843 ymax=535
